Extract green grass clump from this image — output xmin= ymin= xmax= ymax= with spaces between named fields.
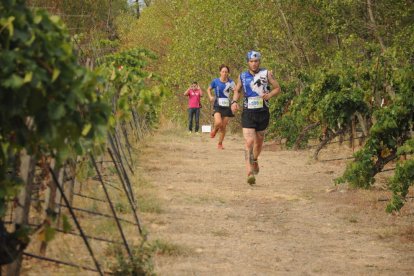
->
xmin=151 ymin=239 xmax=192 ymax=256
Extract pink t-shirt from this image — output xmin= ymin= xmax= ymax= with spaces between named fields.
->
xmin=187 ymin=89 xmax=201 ymax=108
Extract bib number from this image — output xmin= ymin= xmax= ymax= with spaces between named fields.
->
xmin=247 ymin=97 xmax=263 ymax=109
xmin=218 ymin=98 xmax=230 ymax=107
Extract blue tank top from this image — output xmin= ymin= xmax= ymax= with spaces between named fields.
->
xmin=240 ymin=69 xmax=270 ymax=111
xmin=210 ymin=78 xmax=235 ymax=108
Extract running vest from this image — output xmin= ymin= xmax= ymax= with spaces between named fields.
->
xmin=240 ymin=69 xmax=270 ymax=111
xmin=210 ymin=78 xmax=235 ymax=108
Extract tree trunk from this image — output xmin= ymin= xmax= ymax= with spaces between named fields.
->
xmin=294 ymin=122 xmax=321 ymax=150
xmin=351 ymin=116 xmax=357 ymax=151
xmin=355 ymin=112 xmax=369 ymax=137
xmin=6 ymin=150 xmax=36 ymax=276
xmin=136 ymin=0 xmax=140 ymax=19
xmin=64 ymin=164 xmax=75 ymax=207
xmin=39 ymin=163 xmax=62 ymax=256
xmin=313 ymin=129 xmax=344 ymax=160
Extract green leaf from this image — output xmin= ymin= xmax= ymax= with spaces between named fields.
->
xmin=23 ymin=71 xmax=33 ymax=83
xmin=52 ymin=68 xmax=60 ymax=82
xmin=0 ymin=16 xmax=15 ymax=36
xmin=3 ymin=74 xmax=24 ymax=88
xmin=33 ymin=15 xmax=42 ymax=24
xmin=25 ymin=32 xmax=36 ymax=46
xmin=44 ymin=224 xmax=56 ymax=242
xmin=49 ymin=16 xmax=60 ymax=24
xmin=62 ymin=215 xmax=72 ymax=233
xmin=81 ymin=123 xmax=92 ymax=136
xmin=48 ymin=103 xmax=66 ymax=120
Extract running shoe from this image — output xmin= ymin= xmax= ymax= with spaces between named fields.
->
xmin=247 ymin=173 xmax=256 ymax=185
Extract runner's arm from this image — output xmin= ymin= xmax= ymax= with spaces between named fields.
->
xmin=232 ymin=75 xmax=243 ymax=101
xmin=263 ymin=70 xmax=281 ymax=100
xmin=231 ymin=75 xmax=243 ymax=113
xmin=183 ymin=88 xmax=190 ymax=96
xmin=207 ymin=86 xmax=215 ymax=102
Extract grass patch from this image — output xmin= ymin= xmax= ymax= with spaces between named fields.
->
xmin=108 ymin=242 xmax=155 ymax=276
xmin=115 ymin=202 xmax=128 ymax=214
xmin=134 ymin=175 xmax=154 ymax=189
xmin=376 ymin=227 xmax=397 ymax=240
xmin=151 ymin=239 xmax=192 ymax=257
xmin=212 ymin=229 xmax=230 ymax=237
xmin=136 ymin=193 xmax=162 ymax=214
xmin=157 ymin=121 xmax=188 ymax=138
xmin=348 ymin=216 xmax=358 ymax=223
xmin=91 ymin=218 xmax=119 ymax=237
xmin=107 ymin=165 xmax=118 ymax=175
xmin=129 ymin=169 xmax=163 ymax=214
xmin=183 ymin=194 xmax=226 ymax=205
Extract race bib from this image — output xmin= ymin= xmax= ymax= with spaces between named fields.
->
xmin=247 ymin=97 xmax=263 ymax=109
xmin=218 ymin=98 xmax=230 ymax=107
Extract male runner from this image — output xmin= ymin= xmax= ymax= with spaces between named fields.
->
xmin=231 ymin=51 xmax=281 ymax=184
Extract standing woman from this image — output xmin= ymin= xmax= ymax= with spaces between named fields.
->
xmin=207 ymin=64 xmax=235 ymax=149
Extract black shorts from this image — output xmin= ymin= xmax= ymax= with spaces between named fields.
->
xmin=213 ymin=106 xmax=234 ymax=118
xmin=241 ymin=110 xmax=270 ymax=131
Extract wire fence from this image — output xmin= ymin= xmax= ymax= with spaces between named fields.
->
xmin=1 ymin=4 xmax=152 ymax=273
xmin=1 ymin=112 xmax=151 ymax=275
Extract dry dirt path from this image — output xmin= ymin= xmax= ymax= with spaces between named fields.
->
xmin=138 ymin=126 xmax=414 ymax=275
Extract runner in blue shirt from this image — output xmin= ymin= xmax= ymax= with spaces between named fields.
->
xmin=231 ymin=51 xmax=281 ymax=184
xmin=207 ymin=64 xmax=235 ymax=149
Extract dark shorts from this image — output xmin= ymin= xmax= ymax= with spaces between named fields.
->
xmin=213 ymin=106 xmax=234 ymax=118
xmin=241 ymin=110 xmax=270 ymax=131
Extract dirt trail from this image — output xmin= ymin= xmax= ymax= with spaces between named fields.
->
xmin=139 ymin=126 xmax=414 ymax=275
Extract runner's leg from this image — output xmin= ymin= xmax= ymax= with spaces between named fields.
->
xmin=213 ymin=112 xmax=222 ymax=133
xmin=211 ymin=112 xmax=222 ymax=138
xmin=252 ymin=130 xmax=265 ymax=174
xmin=253 ymin=130 xmax=265 ymax=159
xmin=243 ymin=128 xmax=256 ymax=175
xmin=218 ymin=116 xmax=230 ymax=145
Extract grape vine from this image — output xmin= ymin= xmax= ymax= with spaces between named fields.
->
xmin=0 ymin=3 xmax=166 ymax=266
xmin=0 ymin=0 xmax=110 ymax=217
xmin=337 ymin=63 xmax=414 ymax=212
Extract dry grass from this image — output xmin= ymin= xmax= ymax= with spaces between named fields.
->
xmin=182 ymin=194 xmax=226 ymax=205
xmin=20 ymin=127 xmax=171 ymax=275
xmin=19 ymin=122 xmax=414 ymax=275
xmin=138 ymin=126 xmax=414 ymax=275
xmin=151 ymin=239 xmax=193 ymax=257
xmin=211 ymin=229 xmax=231 ymax=237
